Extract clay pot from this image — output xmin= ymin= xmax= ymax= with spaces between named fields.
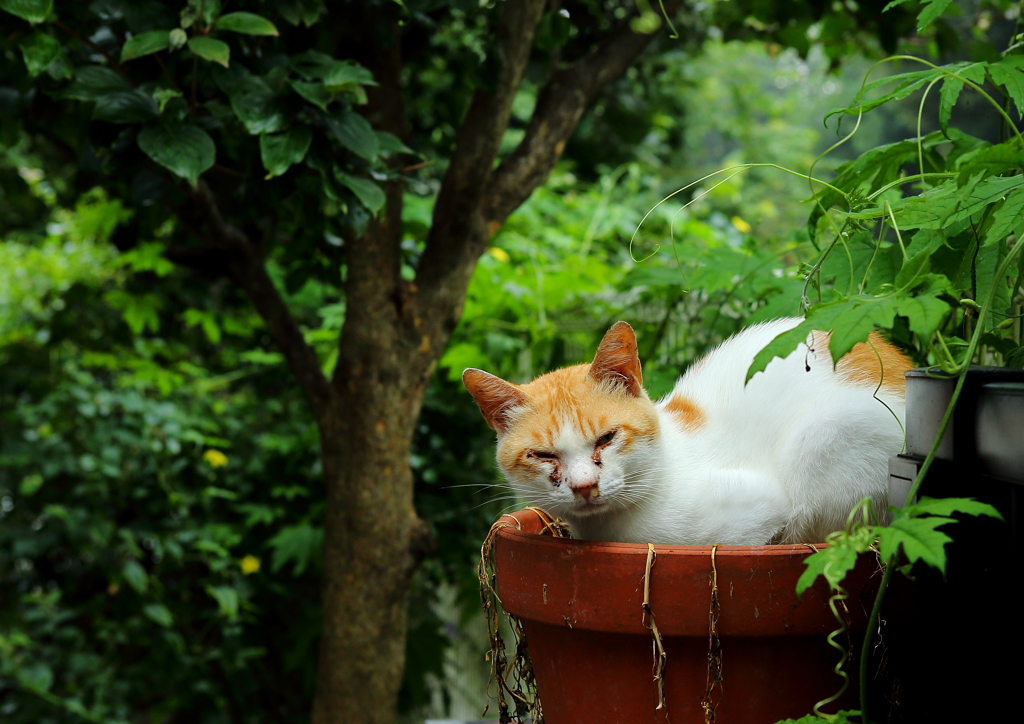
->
xmin=492 ymin=509 xmax=879 ymax=724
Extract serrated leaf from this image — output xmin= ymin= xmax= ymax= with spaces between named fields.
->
xmin=796 ymin=549 xmax=830 ymax=598
xmin=862 ymin=175 xmax=1024 ymax=230
xmin=122 ymin=560 xmax=149 ymax=593
xmin=260 ymin=125 xmax=312 ymax=178
xmin=877 ymin=516 xmax=954 ymax=572
xmin=19 ymin=30 xmax=59 ymax=76
xmin=335 ymin=169 xmax=385 ymax=213
xmin=956 ymin=142 xmax=1024 ymax=186
xmin=268 ymin=522 xmax=323 ymax=576
xmin=983 ymin=187 xmax=1024 ymax=246
xmin=138 ymin=123 xmax=216 ymax=186
xmin=895 ymin=248 xmax=931 ymax=289
xmin=904 ymin=496 xmax=1004 ymax=520
xmin=938 ymin=64 xmax=986 ymax=135
xmin=61 ymin=66 xmax=131 ymax=100
xmin=290 ymin=79 xmax=332 ymax=110
xmin=796 ymin=544 xmax=859 ymax=598
xmin=92 ymin=90 xmax=160 ymax=123
xmin=216 ymin=11 xmax=279 ymax=36
xmin=896 ymin=294 xmax=950 ymax=338
xmin=228 ymin=74 xmax=285 ymax=134
xmin=121 ymin=30 xmax=171 ymax=62
xmin=988 ymin=56 xmax=1024 ymax=120
xmin=0 ymin=0 xmax=52 ymax=24
xmin=325 ymin=107 xmax=378 ymax=161
xmin=188 ymin=36 xmax=230 ymax=67
xmin=142 ymin=602 xmax=174 ymax=627
xmin=976 ymin=239 xmax=1014 ymax=330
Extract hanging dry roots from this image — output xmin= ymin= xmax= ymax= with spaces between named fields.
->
xmin=642 ymin=543 xmax=670 ymax=720
xmin=478 ymin=508 xmax=569 ymax=724
xmin=701 ymin=545 xmax=723 ymax=723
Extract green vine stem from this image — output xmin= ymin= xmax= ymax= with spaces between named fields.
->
xmin=857 ymin=231 xmax=1024 ymax=723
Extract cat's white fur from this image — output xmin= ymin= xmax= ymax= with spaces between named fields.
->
xmin=468 ymin=318 xmax=907 ymax=545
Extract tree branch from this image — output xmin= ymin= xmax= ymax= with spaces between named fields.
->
xmin=183 ymin=183 xmax=334 ymax=423
xmin=483 ymin=0 xmax=686 ymax=224
xmin=415 ymin=0 xmax=547 ymax=302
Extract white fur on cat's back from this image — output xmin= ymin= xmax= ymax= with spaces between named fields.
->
xmin=570 ymin=318 xmax=905 ymax=546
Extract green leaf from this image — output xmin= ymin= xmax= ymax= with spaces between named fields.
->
xmin=142 ymin=602 xmax=174 ymax=627
xmin=228 ymin=74 xmax=286 ymax=134
xmin=894 ymin=248 xmax=931 ymax=289
xmin=61 ymin=66 xmax=131 ymax=100
xmin=268 ymin=522 xmax=323 ymax=576
xmin=215 ymin=11 xmax=279 ymax=36
xmin=377 ymin=130 xmax=413 ymax=157
xmin=122 ymin=560 xmax=149 ymax=593
xmin=152 ymin=87 xmax=183 ymax=112
xmin=260 ymin=126 xmax=313 ymax=178
xmin=982 ymin=188 xmax=1024 ymax=246
xmin=904 ymin=496 xmax=1004 ymax=521
xmin=322 ymin=62 xmax=375 ymax=91
xmin=896 ymin=293 xmax=950 ymax=339
xmin=938 ymin=63 xmax=986 ymax=136
xmin=988 ymin=56 xmax=1024 ymax=119
xmin=976 ymin=239 xmax=1014 ymax=330
xmin=955 ymin=142 xmax=1024 ymax=186
xmin=121 ymin=30 xmax=172 ymax=62
xmin=138 ymin=123 xmax=216 ymax=187
xmin=916 ymin=0 xmax=953 ymax=30
xmin=877 ymin=516 xmax=954 ymax=573
xmin=0 ymin=0 xmax=52 ymax=24
xmin=290 ymin=79 xmax=332 ymax=110
xmin=796 ymin=544 xmax=858 ymax=598
xmin=15 ymin=661 xmax=53 ymax=692
xmin=206 ymin=585 xmax=240 ymax=618
xmin=325 ymin=107 xmax=378 ymax=161
xmin=188 ymin=36 xmax=230 ymax=67
xmin=335 ymin=170 xmax=385 ymax=214
xmin=19 ymin=31 xmax=59 ymax=76
xmin=92 ymin=90 xmax=160 ymax=123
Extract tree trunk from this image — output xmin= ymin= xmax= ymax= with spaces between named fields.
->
xmin=193 ymin=3 xmax=686 ymax=722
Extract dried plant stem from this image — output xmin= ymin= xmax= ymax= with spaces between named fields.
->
xmin=701 ymin=545 xmax=723 ymax=723
xmin=642 ymin=543 xmax=669 ymax=717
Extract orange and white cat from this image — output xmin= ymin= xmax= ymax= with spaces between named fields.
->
xmin=463 ymin=319 xmax=912 ymax=545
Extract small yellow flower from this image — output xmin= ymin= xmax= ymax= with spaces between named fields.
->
xmin=488 ymin=247 xmax=511 ymax=263
xmin=731 ymin=216 xmax=752 ymax=234
xmin=240 ymin=555 xmax=261 ymax=575
xmin=204 ymin=449 xmax=228 ymax=468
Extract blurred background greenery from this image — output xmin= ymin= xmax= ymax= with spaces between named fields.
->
xmin=1 ymin=1 xmax=1020 ymax=723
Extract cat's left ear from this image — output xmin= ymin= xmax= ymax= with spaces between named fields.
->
xmin=589 ymin=321 xmax=644 ymax=396
xmin=462 ymin=369 xmax=528 ymax=433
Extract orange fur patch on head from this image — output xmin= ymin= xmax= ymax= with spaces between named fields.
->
xmin=589 ymin=321 xmax=643 ymax=397
xmin=664 ymin=394 xmax=706 ymax=431
xmin=814 ymin=331 xmax=913 ymax=396
xmin=495 ymin=362 xmax=660 ymax=470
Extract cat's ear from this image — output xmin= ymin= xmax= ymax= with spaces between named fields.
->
xmin=589 ymin=321 xmax=643 ymax=396
xmin=462 ymin=369 xmax=528 ymax=433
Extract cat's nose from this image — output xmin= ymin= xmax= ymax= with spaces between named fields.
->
xmin=572 ymin=482 xmax=600 ymax=500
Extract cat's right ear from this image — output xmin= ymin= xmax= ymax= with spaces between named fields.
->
xmin=590 ymin=321 xmax=644 ymax=396
xmin=462 ymin=369 xmax=528 ymax=433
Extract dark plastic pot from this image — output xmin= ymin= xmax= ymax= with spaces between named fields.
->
xmin=493 ymin=509 xmax=879 ymax=724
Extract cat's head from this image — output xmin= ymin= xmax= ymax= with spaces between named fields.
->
xmin=463 ymin=322 xmax=660 ymax=522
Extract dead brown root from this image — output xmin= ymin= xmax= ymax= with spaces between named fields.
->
xmin=478 ymin=508 xmax=569 ymax=724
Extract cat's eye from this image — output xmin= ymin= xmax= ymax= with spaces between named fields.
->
xmin=529 ymin=450 xmax=558 ymax=461
xmin=595 ymin=430 xmax=617 ymax=447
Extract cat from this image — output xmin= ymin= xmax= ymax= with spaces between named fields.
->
xmin=463 ymin=318 xmax=912 ymax=545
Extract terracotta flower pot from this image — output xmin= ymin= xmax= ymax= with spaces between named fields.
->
xmin=492 ymin=509 xmax=879 ymax=724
